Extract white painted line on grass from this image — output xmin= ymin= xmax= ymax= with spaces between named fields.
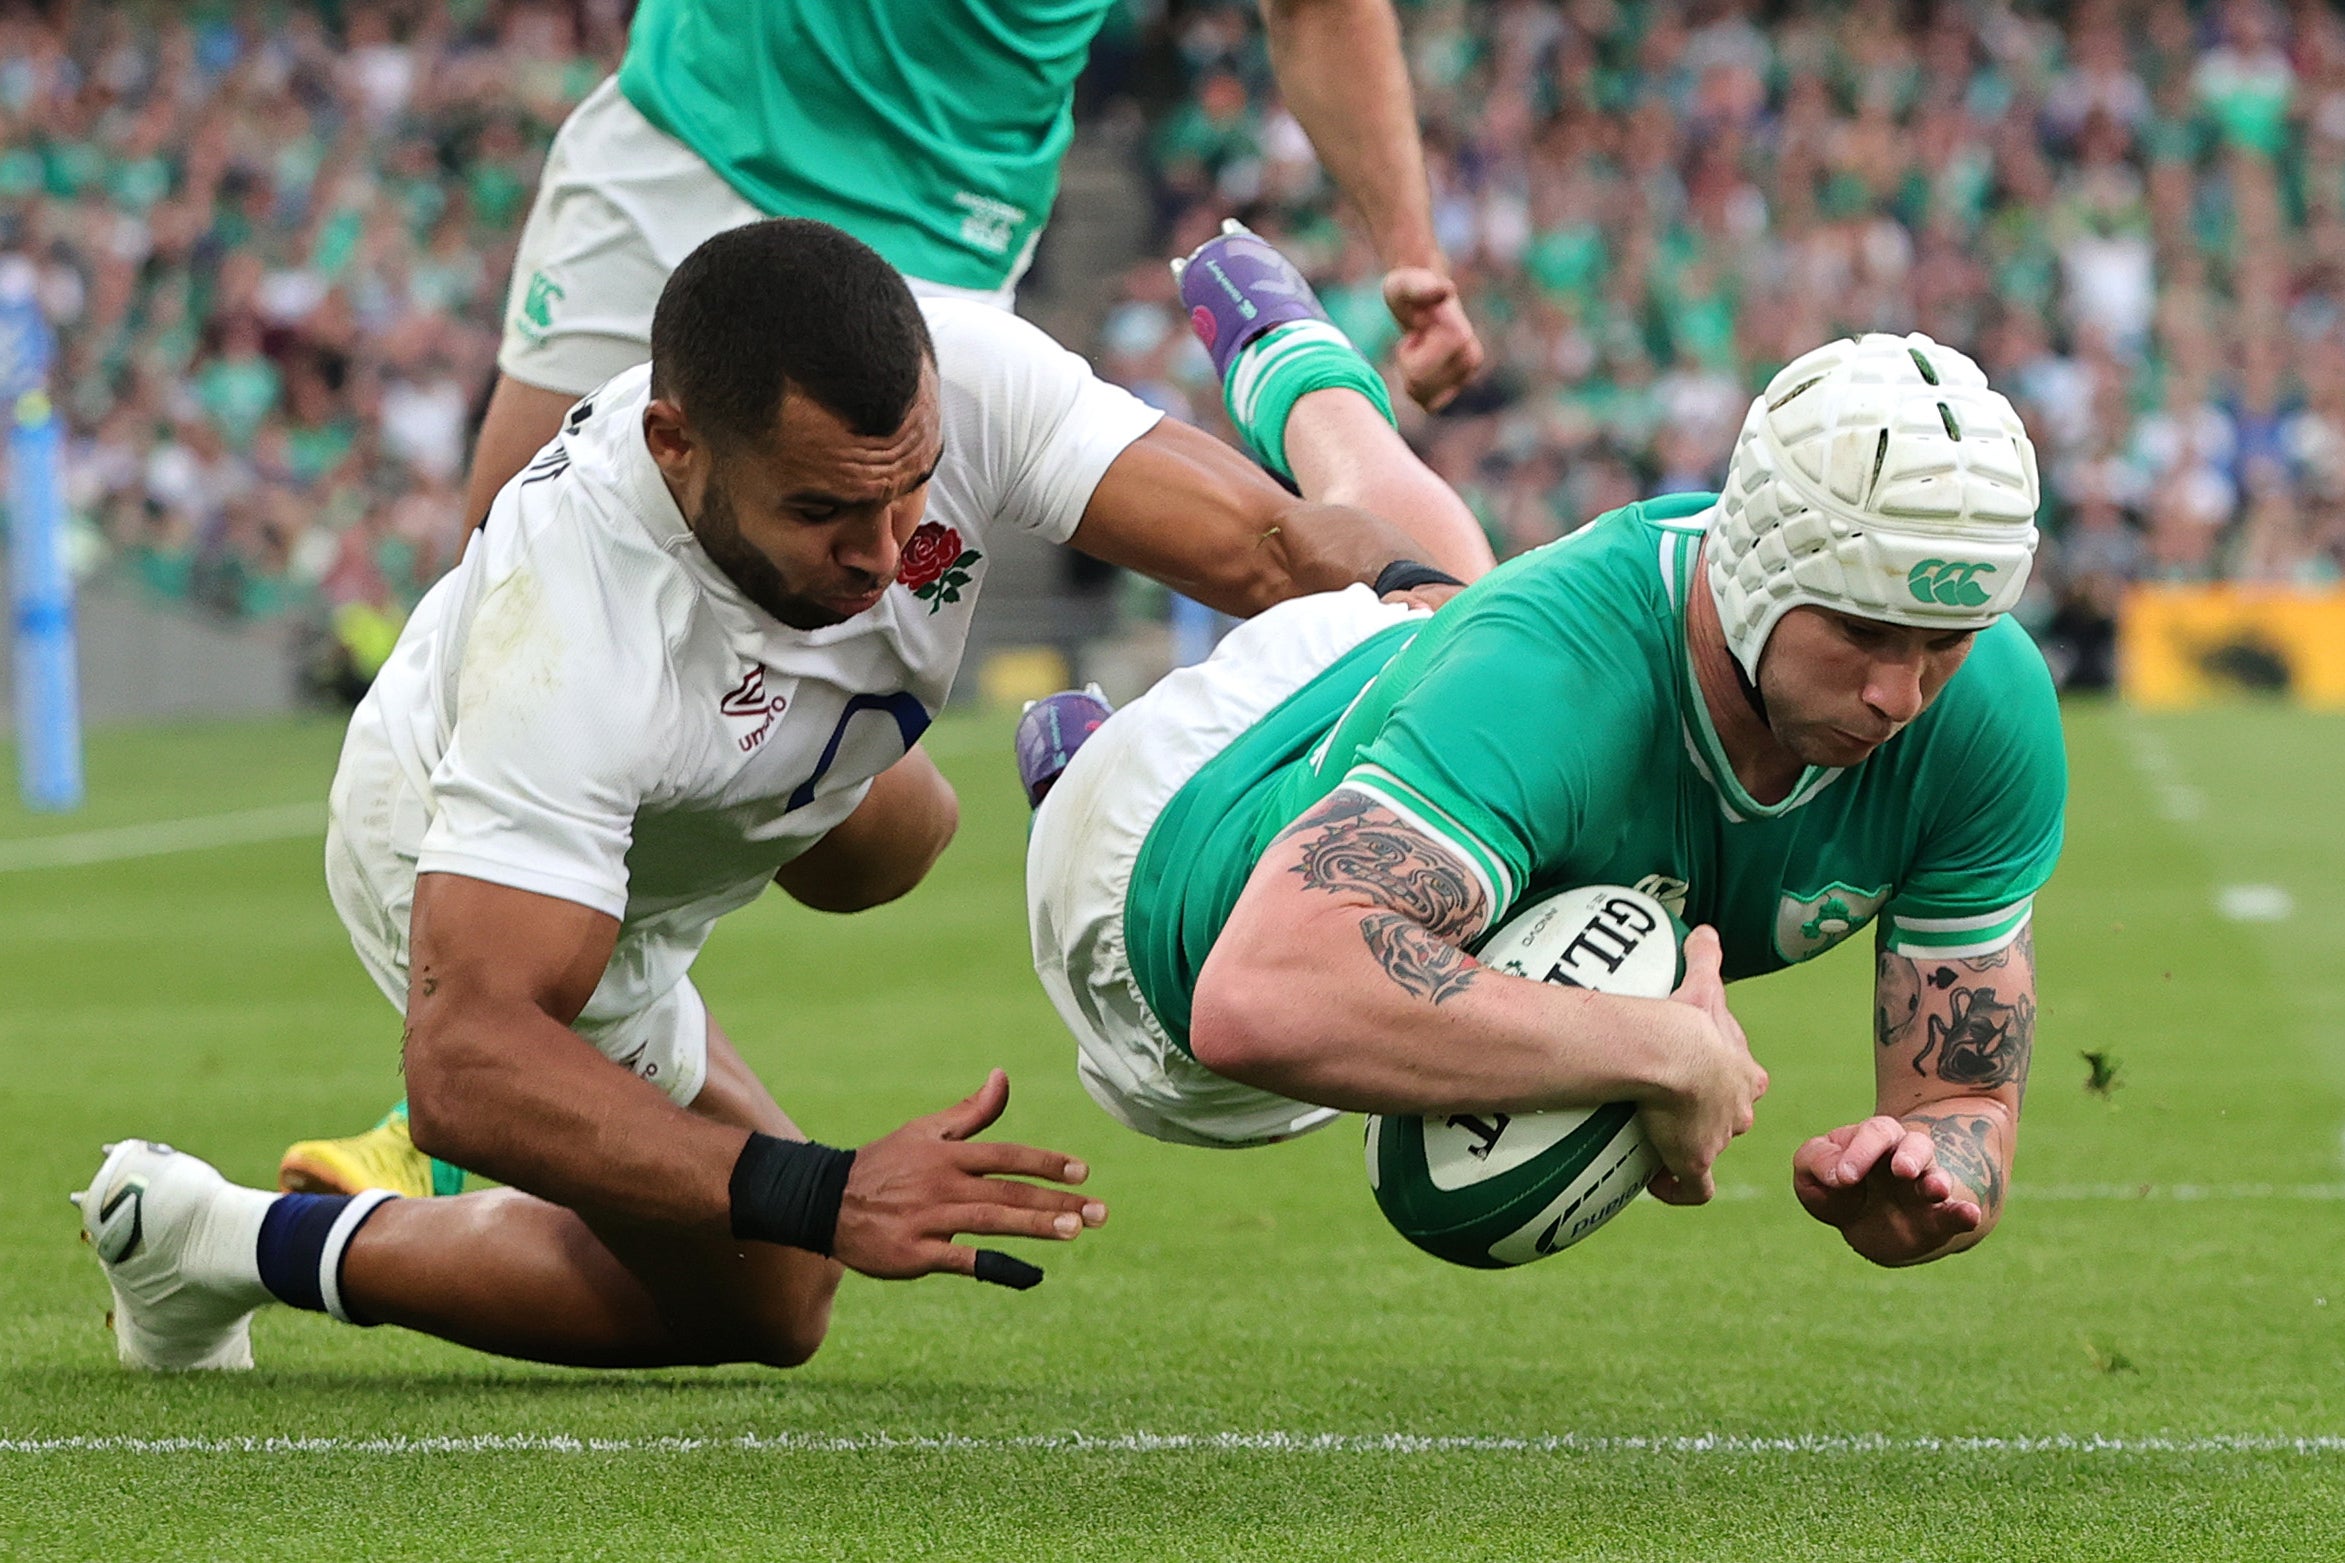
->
xmin=0 ymin=803 xmax=325 ymax=872
xmin=1714 ymin=1182 xmax=2345 ymax=1203
xmin=4 ymin=1432 xmax=2344 ymax=1457
xmin=2121 ymin=723 xmax=2206 ymax=823
xmin=2217 ymin=884 xmax=2296 ymax=923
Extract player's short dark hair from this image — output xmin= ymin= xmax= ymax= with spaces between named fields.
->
xmin=649 ymin=218 xmax=935 ymax=452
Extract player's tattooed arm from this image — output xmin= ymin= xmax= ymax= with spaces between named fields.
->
xmin=1874 ymin=925 xmax=2037 ymax=1100
xmin=1356 ymin=911 xmax=1480 ymax=1005
xmin=1863 ymin=924 xmax=2035 ymax=1234
xmin=1874 ymin=945 xmax=1921 ymax=1049
xmin=1899 ymin=1110 xmax=2007 ymax=1217
xmin=1269 ymin=790 xmax=1489 ymax=1004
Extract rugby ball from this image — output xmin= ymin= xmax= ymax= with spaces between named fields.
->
xmin=1365 ymin=885 xmax=1677 ymax=1269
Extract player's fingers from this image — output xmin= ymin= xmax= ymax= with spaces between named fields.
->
xmin=950 ymin=1174 xmax=1107 ymax=1225
xmin=1381 ymin=266 xmax=1457 ymax=317
xmin=1674 ymin=925 xmax=1723 ymax=996
xmin=1936 ymin=1198 xmax=1985 ymax=1232
xmin=1829 ymin=1115 xmax=1905 ymax=1186
xmin=1647 ymin=1166 xmax=1714 ymax=1206
xmin=1791 ymin=1133 xmax=1838 ymax=1180
xmin=1404 ymin=369 xmax=1460 ymax=414
xmin=939 ymin=1201 xmax=1088 ymax=1242
xmin=952 ymin=1139 xmax=1090 ymax=1184
xmin=939 ymin=1246 xmax=1046 ymax=1290
xmin=931 ymin=1068 xmax=1010 ymax=1142
xmin=1423 ymin=314 xmax=1486 ymax=386
xmin=1790 ymin=1136 xmax=1851 ymax=1209
xmin=1889 ymin=1128 xmax=1939 ymax=1182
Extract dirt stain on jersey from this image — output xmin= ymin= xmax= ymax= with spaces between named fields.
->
xmin=456 ymin=565 xmax=565 ymax=727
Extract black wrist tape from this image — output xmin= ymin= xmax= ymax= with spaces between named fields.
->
xmin=729 ymin=1132 xmax=857 ymax=1255
xmin=1372 ymin=559 xmax=1465 ymax=596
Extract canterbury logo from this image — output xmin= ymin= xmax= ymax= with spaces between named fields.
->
xmin=1907 ymin=558 xmax=1998 ymax=608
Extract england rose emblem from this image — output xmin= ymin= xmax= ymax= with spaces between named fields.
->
xmin=896 ymin=521 xmax=982 ymax=612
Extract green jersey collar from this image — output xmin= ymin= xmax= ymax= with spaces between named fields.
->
xmin=1658 ymin=517 xmax=1843 ymax=824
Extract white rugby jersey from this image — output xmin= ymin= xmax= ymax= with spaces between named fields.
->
xmin=340 ymin=299 xmax=1160 ymax=1018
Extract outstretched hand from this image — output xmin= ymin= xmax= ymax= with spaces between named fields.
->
xmin=1382 ymin=267 xmax=1485 ymax=412
xmin=1792 ymin=1115 xmax=1984 ymax=1267
xmin=833 ymin=1069 xmax=1105 ymax=1287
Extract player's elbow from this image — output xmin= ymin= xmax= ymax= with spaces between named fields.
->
xmin=400 ymin=1016 xmax=502 ymax=1168
xmin=1190 ymin=946 xmax=1315 ymax=1086
xmin=1181 ymin=553 xmax=1296 ymax=620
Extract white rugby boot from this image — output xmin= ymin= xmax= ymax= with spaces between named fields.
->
xmin=71 ymin=1140 xmax=275 ymax=1371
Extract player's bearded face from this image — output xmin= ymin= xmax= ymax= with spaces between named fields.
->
xmin=687 ymin=376 xmax=943 ymax=631
xmin=1756 ymin=608 xmax=1976 ymax=766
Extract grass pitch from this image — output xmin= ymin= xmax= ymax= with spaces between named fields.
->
xmin=3 ymin=702 xmax=2343 ymax=1560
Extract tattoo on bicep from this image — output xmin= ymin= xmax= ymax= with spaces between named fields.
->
xmin=1275 ymin=791 xmax=1488 ymax=939
xmin=1876 ymin=948 xmax=1922 ymax=1048
xmin=1904 ymin=1111 xmax=2005 ymax=1215
xmin=1961 ymin=924 xmax=2033 ymax=973
xmin=1913 ymin=983 xmax=2035 ymax=1088
xmin=1359 ymin=911 xmax=1481 ymax=1005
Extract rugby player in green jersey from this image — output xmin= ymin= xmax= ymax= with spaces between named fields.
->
xmin=463 ymin=0 xmax=1491 ymax=560
xmin=1025 ymin=311 xmax=2058 ymax=1268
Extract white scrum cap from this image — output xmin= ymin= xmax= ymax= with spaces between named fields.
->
xmin=1708 ymin=332 xmax=2041 ymax=682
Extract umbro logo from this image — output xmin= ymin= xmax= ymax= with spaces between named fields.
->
xmin=721 ymin=668 xmax=788 ymax=753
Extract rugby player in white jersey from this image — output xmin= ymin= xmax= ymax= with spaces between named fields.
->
xmin=71 ymin=219 xmax=1468 ymax=1372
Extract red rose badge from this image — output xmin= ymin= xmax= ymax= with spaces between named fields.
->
xmin=896 ymin=521 xmax=982 ymax=612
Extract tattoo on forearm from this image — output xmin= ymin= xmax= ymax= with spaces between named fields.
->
xmin=1914 ymin=983 xmax=2035 ymax=1089
xmin=1276 ymin=792 xmax=1488 ymax=939
xmin=1359 ymin=911 xmax=1481 ymax=1005
xmin=1876 ymin=949 xmax=1921 ymax=1048
xmin=1904 ymin=1111 xmax=2005 ymax=1215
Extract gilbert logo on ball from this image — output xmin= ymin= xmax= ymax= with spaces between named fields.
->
xmin=1365 ymin=886 xmax=1676 ymax=1269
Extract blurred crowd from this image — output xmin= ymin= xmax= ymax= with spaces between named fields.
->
xmin=1 ymin=0 xmax=622 ymax=679
xmin=7 ymin=1 xmax=2345 ymax=698
xmin=1101 ymin=0 xmax=2345 ymax=688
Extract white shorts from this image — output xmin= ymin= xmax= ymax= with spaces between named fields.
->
xmin=323 ymin=713 xmax=711 ymax=1108
xmin=1026 ymin=586 xmax=1423 ymax=1149
xmin=499 ymin=76 xmax=1019 ymax=395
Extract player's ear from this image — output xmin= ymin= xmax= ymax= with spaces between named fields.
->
xmin=642 ymin=398 xmax=703 ymax=479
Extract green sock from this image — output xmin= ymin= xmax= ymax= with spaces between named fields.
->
xmin=1221 ymin=320 xmax=1396 ymax=480
xmin=383 ymin=1098 xmax=468 ymax=1197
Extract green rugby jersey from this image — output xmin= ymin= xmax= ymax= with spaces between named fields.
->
xmin=618 ymin=0 xmax=1113 ymax=292
xmin=1125 ymin=493 xmax=2067 ymax=1051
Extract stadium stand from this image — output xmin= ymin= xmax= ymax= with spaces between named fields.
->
xmin=5 ymin=1 xmax=2342 ymax=700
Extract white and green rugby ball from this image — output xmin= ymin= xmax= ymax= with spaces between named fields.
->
xmin=1365 ymin=885 xmax=1678 ymax=1270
